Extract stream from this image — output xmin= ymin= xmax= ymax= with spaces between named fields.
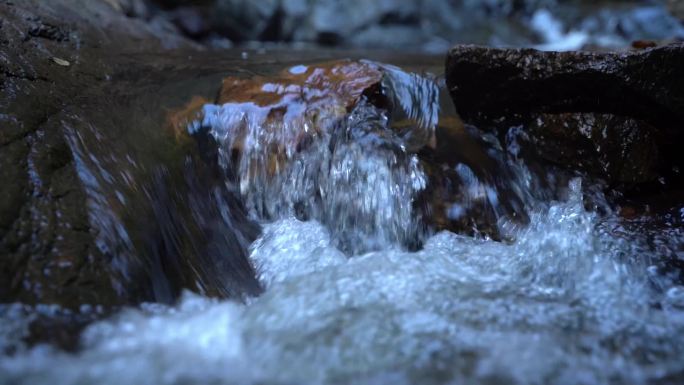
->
xmin=1 ymin=52 xmax=684 ymax=385
xmin=3 ymin=188 xmax=684 ymax=385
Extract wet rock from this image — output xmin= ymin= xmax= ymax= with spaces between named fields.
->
xmin=215 ymin=61 xmax=383 ymax=109
xmin=181 ymin=60 xmax=438 ymax=165
xmin=1 ymin=1 xmax=119 ymax=309
xmin=417 ymin=119 xmax=533 ymax=241
xmin=178 ymin=60 xmax=385 ymax=166
xmin=445 ymin=43 xmax=684 ymax=187
xmin=446 ymin=43 xmax=684 ymax=128
xmin=526 ymin=113 xmax=660 ymax=184
xmin=0 ymin=0 xmax=260 ymax=322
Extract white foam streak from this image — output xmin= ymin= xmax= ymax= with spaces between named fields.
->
xmin=3 ymin=180 xmax=683 ymax=385
xmin=199 ymin=68 xmax=433 ymax=253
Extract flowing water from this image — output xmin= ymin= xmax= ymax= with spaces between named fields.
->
xmin=193 ymin=60 xmax=438 ymax=253
xmin=1 ymin=59 xmax=684 ymax=385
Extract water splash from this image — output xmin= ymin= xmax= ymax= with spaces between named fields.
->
xmin=366 ymin=60 xmax=440 ymax=150
xmin=2 ymin=59 xmax=682 ymax=385
xmin=2 ymin=179 xmax=683 ymax=385
xmin=194 ymin=61 xmax=436 ymax=253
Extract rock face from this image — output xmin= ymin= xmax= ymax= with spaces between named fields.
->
xmin=445 ymin=44 xmax=684 ymax=189
xmin=0 ymin=0 xmax=261 ymax=315
xmin=446 ymin=44 xmax=684 ymax=128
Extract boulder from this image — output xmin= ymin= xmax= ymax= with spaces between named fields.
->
xmin=445 ymin=44 xmax=684 ymax=187
xmin=446 ymin=43 xmax=684 ymax=128
xmin=0 ymin=0 xmax=261 ymax=318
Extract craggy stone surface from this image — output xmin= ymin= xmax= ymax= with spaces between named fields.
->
xmin=446 ymin=44 xmax=684 ymax=128
xmin=0 ymin=0 xmax=260 ymax=318
xmin=526 ymin=113 xmax=661 ymax=184
xmin=445 ymin=44 xmax=684 ymax=187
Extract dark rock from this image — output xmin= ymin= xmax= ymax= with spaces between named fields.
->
xmin=417 ymin=119 xmax=533 ymax=241
xmin=445 ymin=44 xmax=684 ymax=187
xmin=446 ymin=43 xmax=684 ymax=129
xmin=526 ymin=113 xmax=660 ymax=184
xmin=0 ymin=0 xmax=261 ymax=323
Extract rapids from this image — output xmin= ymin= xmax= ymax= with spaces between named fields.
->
xmin=1 ymin=60 xmax=683 ymax=385
xmin=2 ymin=180 xmax=684 ymax=385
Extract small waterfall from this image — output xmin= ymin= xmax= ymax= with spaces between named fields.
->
xmin=192 ymin=61 xmax=437 ymax=253
xmin=1 ymin=58 xmax=683 ymax=385
xmin=190 ymin=60 xmax=572 ymax=252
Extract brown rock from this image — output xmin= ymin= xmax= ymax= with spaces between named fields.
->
xmin=218 ymin=61 xmax=383 ymax=108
